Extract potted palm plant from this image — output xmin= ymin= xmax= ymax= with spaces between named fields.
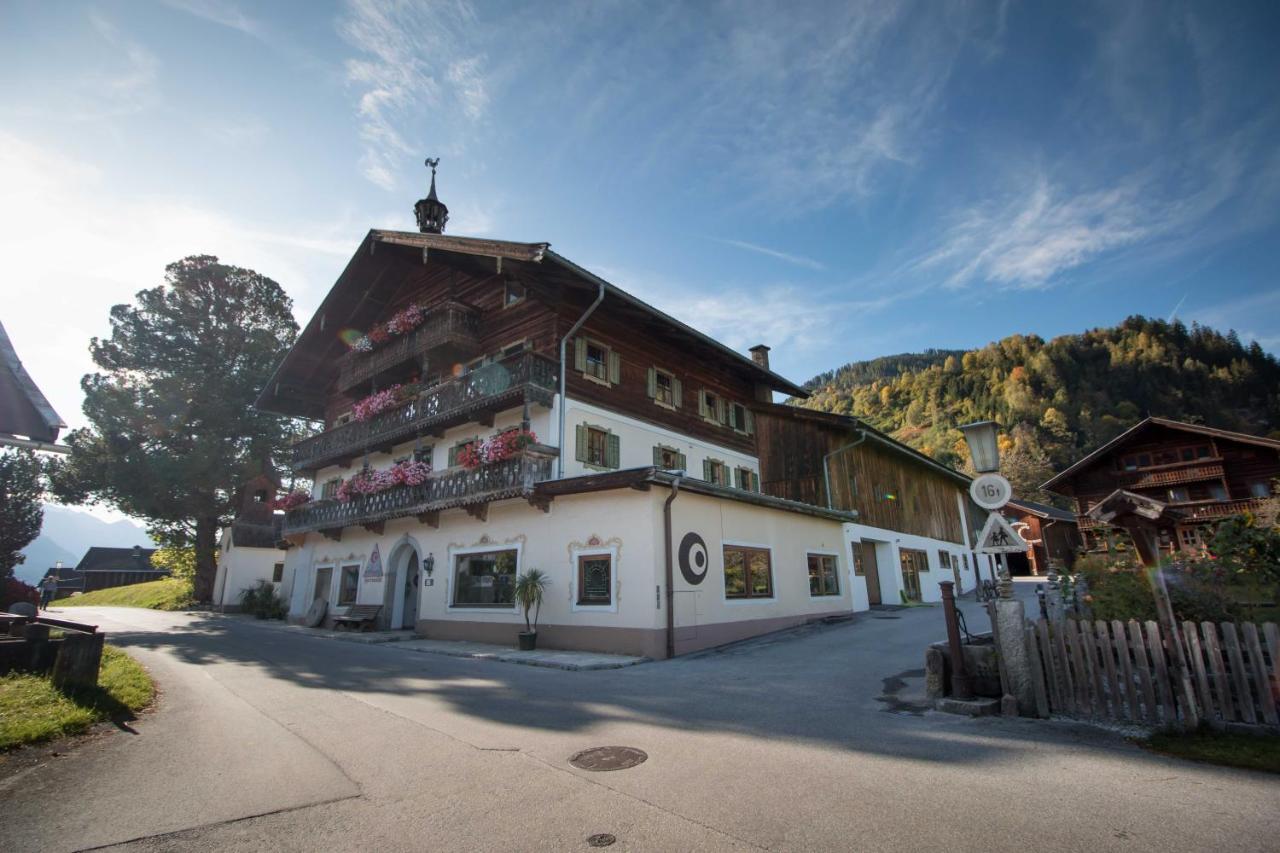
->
xmin=513 ymin=568 xmax=547 ymax=650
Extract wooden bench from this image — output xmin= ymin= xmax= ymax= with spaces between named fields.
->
xmin=332 ymin=604 xmax=382 ymax=632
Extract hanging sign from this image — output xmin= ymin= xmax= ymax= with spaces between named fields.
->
xmin=969 ymin=473 xmax=1013 ymax=510
xmin=364 ymin=544 xmax=383 ymax=581
xmin=976 ymin=511 xmax=1028 ymax=554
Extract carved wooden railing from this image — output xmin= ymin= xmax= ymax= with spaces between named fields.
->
xmin=282 ymin=448 xmax=556 ymax=536
xmin=291 ymin=351 xmax=558 ymax=472
xmin=1119 ymin=463 xmax=1225 ymax=490
xmin=336 ymin=301 xmax=480 ymax=393
xmin=1179 ymin=498 xmax=1267 ymax=520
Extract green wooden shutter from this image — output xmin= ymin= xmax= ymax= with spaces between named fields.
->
xmin=646 ymin=367 xmax=657 ymax=398
xmin=698 ymin=390 xmax=709 ymax=418
xmin=677 ymin=451 xmax=687 ymax=471
xmin=608 ymin=351 xmax=621 ymax=384
xmin=743 ymin=409 xmax=754 ymax=435
xmin=606 ymin=433 xmax=621 ymax=469
xmin=750 ymin=472 xmax=760 ymax=492
xmin=652 ymin=445 xmax=663 ymax=466
xmin=703 ymin=459 xmax=713 ymax=481
xmin=448 ymin=444 xmax=458 ymax=466
xmin=574 ymin=337 xmax=587 ymax=372
xmin=716 ymin=397 xmax=727 ymax=424
xmin=672 ymin=377 xmax=683 ymax=408
xmin=575 ymin=424 xmax=588 ymax=462
xmin=733 ymin=468 xmax=742 ymax=488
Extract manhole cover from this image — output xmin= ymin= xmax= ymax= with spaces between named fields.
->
xmin=569 ymin=746 xmax=648 ymax=771
xmin=587 ymin=834 xmax=617 ymax=847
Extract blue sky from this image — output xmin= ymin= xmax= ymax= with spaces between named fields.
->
xmin=3 ymin=0 xmax=1279 ymax=440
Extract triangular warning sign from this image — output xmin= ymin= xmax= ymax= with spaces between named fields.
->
xmin=976 ymin=511 xmax=1028 ymax=554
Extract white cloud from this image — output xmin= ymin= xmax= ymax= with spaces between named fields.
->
xmin=158 ymin=0 xmax=261 ymax=36
xmin=713 ymin=239 xmax=827 ymax=272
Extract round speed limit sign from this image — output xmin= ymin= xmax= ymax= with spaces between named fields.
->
xmin=969 ymin=473 xmax=1012 ymax=510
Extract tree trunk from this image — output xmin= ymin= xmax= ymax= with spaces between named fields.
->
xmin=193 ymin=517 xmax=218 ymax=602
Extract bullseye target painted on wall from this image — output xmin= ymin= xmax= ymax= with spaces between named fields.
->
xmin=678 ymin=532 xmax=709 ymax=585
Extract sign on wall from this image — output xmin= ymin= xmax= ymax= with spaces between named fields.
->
xmin=364 ymin=544 xmax=383 ymax=581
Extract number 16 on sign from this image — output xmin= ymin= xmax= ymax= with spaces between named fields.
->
xmin=969 ymin=473 xmax=1012 ymax=510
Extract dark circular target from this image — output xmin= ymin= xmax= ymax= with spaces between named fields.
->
xmin=678 ymin=532 xmax=708 ymax=585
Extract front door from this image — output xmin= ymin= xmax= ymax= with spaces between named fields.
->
xmin=313 ymin=567 xmax=332 ymax=603
xmin=402 ymin=559 xmax=419 ymax=629
xmin=855 ymin=542 xmax=881 ymax=606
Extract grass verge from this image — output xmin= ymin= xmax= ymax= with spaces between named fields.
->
xmin=54 ymin=577 xmax=194 ymax=611
xmin=1139 ymin=728 xmax=1280 ymax=774
xmin=0 ymin=646 xmax=155 ymax=750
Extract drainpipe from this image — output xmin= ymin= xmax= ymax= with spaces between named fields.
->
xmin=557 ymin=281 xmax=606 ymax=478
xmin=822 ymin=431 xmax=868 ymax=510
xmin=662 ymin=474 xmax=682 ymax=659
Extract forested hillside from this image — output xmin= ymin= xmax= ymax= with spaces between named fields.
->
xmin=798 ymin=317 xmax=1280 ymax=503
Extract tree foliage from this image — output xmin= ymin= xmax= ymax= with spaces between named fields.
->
xmin=799 ymin=316 xmax=1280 ymax=503
xmin=48 ymin=256 xmax=300 ymax=601
xmin=0 ymin=449 xmax=44 ymax=579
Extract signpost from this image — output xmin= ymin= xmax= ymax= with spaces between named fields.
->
xmin=969 ymin=473 xmax=1012 ymax=511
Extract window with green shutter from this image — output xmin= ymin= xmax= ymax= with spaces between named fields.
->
xmin=700 ymin=390 xmax=726 ymax=425
xmin=654 ymin=445 xmax=686 ymax=470
xmin=648 ymin=367 xmax=680 ymax=408
xmin=704 ymin=458 xmax=729 ymax=485
xmin=734 ymin=466 xmax=759 ymax=491
xmin=578 ymin=424 xmax=619 ymax=469
xmin=575 ymin=337 xmax=621 ymax=386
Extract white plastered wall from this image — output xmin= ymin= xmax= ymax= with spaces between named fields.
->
xmin=843 ymin=520 xmax=975 ymax=605
xmin=213 ymin=530 xmax=289 ymax=607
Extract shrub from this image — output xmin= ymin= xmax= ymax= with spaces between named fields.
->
xmin=239 ymin=580 xmax=287 ymax=619
xmin=1 ymin=577 xmax=39 ymax=611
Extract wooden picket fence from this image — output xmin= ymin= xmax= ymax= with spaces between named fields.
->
xmin=1025 ymin=617 xmax=1280 ymax=729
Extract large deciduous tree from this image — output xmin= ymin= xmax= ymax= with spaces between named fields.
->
xmin=0 ymin=448 xmax=44 ymax=580
xmin=50 ymin=256 xmax=299 ymax=601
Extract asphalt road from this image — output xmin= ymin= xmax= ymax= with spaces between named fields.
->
xmin=3 ymin=595 xmax=1276 ymax=852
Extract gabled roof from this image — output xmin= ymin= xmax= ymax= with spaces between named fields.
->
xmin=1005 ymin=498 xmax=1076 ymax=523
xmin=1043 ymin=417 xmax=1280 ymax=492
xmin=256 ymin=230 xmax=807 ymax=417
xmin=753 ymin=403 xmax=972 ymax=487
xmin=74 ymin=547 xmax=159 ymax=573
xmin=0 ymin=320 xmax=65 ymax=443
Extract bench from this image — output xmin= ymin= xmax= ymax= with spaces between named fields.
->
xmin=332 ymin=604 xmax=382 ymax=632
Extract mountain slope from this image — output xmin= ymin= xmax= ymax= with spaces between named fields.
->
xmin=798 ymin=316 xmax=1280 ymax=502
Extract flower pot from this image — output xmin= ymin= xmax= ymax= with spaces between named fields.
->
xmin=518 ymin=631 xmax=537 ymax=651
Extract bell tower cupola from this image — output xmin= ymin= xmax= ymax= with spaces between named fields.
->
xmin=414 ymin=157 xmax=449 ymax=234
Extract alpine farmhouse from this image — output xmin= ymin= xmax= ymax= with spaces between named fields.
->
xmin=249 ymin=174 xmax=992 ymax=657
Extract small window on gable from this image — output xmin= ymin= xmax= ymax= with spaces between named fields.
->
xmin=503 ymin=279 xmax=526 ymax=307
xmin=576 ymin=424 xmax=620 ymax=469
xmin=647 ymin=367 xmax=681 ymax=408
xmin=574 ymin=337 xmax=620 ymax=385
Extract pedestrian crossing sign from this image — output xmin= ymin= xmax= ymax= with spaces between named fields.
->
xmin=976 ymin=511 xmax=1028 ymax=554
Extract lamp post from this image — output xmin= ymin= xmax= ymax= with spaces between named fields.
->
xmin=959 ymin=420 xmax=1001 ymax=473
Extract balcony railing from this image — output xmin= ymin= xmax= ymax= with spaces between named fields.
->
xmin=1078 ymin=497 xmax=1266 ymax=530
xmin=292 ymin=351 xmax=558 ymax=473
xmin=282 ymin=448 xmax=556 ymax=536
xmin=336 ymin=301 xmax=480 ymax=393
xmin=1120 ymin=463 xmax=1225 ymax=490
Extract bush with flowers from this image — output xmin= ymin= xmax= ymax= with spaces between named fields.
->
xmin=456 ymin=430 xmax=537 ymax=469
xmin=335 ymin=460 xmax=433 ymax=502
xmin=349 ymin=303 xmax=427 ymax=355
xmin=273 ymin=490 xmax=311 ymax=511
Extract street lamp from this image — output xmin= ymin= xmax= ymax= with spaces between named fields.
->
xmin=959 ymin=420 xmax=1001 ymax=473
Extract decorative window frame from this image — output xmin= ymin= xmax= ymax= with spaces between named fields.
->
xmin=445 ymin=541 xmax=523 ymax=614
xmin=704 ymin=457 xmax=730 ymax=486
xmin=721 ymin=540 xmax=776 ymax=604
xmin=806 ymin=549 xmax=842 ymax=598
xmin=569 ymin=544 xmax=619 ymax=613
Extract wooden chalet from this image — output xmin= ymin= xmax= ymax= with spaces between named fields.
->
xmin=1000 ymin=498 xmax=1081 ymax=576
xmin=246 ymin=166 xmax=987 ymax=654
xmin=1043 ymin=417 xmax=1279 ymax=558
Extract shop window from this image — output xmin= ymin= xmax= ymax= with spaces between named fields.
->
xmin=807 ymin=554 xmax=840 ymax=596
xmin=723 ymin=545 xmax=773 ymax=599
xmin=577 ymin=554 xmax=613 ymax=605
xmin=452 ymin=549 xmax=518 ymax=607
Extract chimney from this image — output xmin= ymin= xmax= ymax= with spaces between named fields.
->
xmin=749 ymin=344 xmax=771 ymax=371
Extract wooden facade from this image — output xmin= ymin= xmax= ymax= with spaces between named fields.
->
xmin=1044 ymin=418 xmax=1280 ymax=555
xmin=1001 ymin=499 xmax=1081 ymax=575
xmin=753 ymin=404 xmax=972 ymax=544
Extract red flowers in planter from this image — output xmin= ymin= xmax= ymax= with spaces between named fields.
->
xmin=456 ymin=429 xmax=538 ymax=469
xmin=273 ymin=490 xmax=311 ymax=511
xmin=348 ymin=304 xmax=427 ymax=355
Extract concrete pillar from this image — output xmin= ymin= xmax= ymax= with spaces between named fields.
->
xmin=52 ymin=632 xmax=104 ymax=691
xmin=993 ymin=597 xmax=1036 ymax=716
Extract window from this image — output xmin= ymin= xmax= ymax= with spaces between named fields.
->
xmin=654 ymin=445 xmax=686 ymax=471
xmin=321 ymin=478 xmax=341 ymax=500
xmin=500 ymin=340 xmax=529 ymax=360
xmin=448 ymin=438 xmax=478 ymax=467
xmin=704 ymin=458 xmax=730 ymax=486
xmin=808 ymin=554 xmax=840 ymax=596
xmin=574 ymin=337 xmax=619 ymax=384
xmin=1208 ymin=483 xmax=1228 ymax=501
xmin=938 ymin=550 xmax=952 ymax=572
xmin=577 ymin=554 xmax=612 ymax=605
xmin=647 ymin=367 xmax=681 ymax=408
xmin=852 ymin=542 xmax=867 ymax=576
xmin=338 ymin=565 xmax=359 ymax=605
xmin=452 ymin=548 xmax=518 ymax=607
xmin=1249 ymin=481 xmax=1272 ymax=498
xmin=699 ymin=389 xmax=726 ymax=424
xmin=503 ymin=279 xmax=526 ymax=307
xmin=898 ymin=548 xmax=928 ymax=602
xmin=728 ymin=402 xmax=754 ymax=434
xmin=272 ymin=562 xmax=284 ymax=583
xmin=962 ymin=554 xmax=970 ymax=572
xmin=723 ymin=545 xmax=773 ymax=599
xmin=734 ymin=466 xmax=759 ymax=491
xmin=1178 ymin=527 xmax=1201 ymax=549
xmin=576 ymin=424 xmax=619 ymax=469
xmin=413 ymin=444 xmax=433 ymax=464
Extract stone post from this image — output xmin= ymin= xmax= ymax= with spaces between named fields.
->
xmin=52 ymin=632 xmax=104 ymax=692
xmin=993 ymin=594 xmax=1036 ymax=716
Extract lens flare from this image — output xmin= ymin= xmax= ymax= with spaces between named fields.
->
xmin=338 ymin=328 xmax=365 ymax=348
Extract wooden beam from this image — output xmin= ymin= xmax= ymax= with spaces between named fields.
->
xmin=528 ymin=494 xmax=552 ymax=513
xmin=363 ymin=521 xmax=385 ymax=535
xmin=476 ymin=411 xmax=495 ymax=428
xmin=629 ymin=482 xmax=651 ymax=492
xmin=416 ymin=511 xmax=439 ymax=528
xmin=464 ymin=503 xmax=489 ymax=522
xmin=320 ymin=528 xmax=343 ymax=542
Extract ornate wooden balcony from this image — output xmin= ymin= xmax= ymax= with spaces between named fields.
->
xmin=336 ymin=301 xmax=480 ymax=393
xmin=292 ymin=351 xmax=558 ymax=473
xmin=282 ymin=447 xmax=556 ymax=537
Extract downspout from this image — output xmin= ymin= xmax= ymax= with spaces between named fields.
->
xmin=822 ymin=431 xmax=868 ymax=510
xmin=557 ymin=280 xmax=606 ymax=478
xmin=663 ymin=474 xmax=682 ymax=659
